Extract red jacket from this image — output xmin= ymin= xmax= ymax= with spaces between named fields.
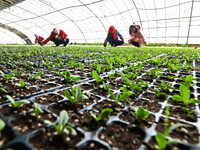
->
xmin=43 ymin=29 xmax=68 ymax=44
xmin=35 ymin=35 xmax=45 ymax=43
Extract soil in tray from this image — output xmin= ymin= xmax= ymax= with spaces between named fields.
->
xmin=98 ymin=121 xmax=146 ymax=150
xmin=69 ymin=110 xmax=109 ymax=132
xmin=142 ymin=92 xmax=166 ymax=102
xmin=0 ymin=124 xmax=15 ymax=148
xmin=147 ymin=136 xmax=193 ymax=150
xmin=90 ymin=88 xmax=109 ymax=97
xmin=77 ymin=141 xmax=109 ymax=150
xmin=48 ymin=96 xmax=99 ymax=116
xmin=80 ymin=83 xmax=93 ymax=91
xmin=11 ymin=112 xmax=56 ymax=134
xmin=132 ymin=99 xmax=162 ymax=113
xmin=119 ymin=108 xmax=155 ymax=128
xmin=156 ymin=117 xmax=199 ymax=144
xmin=15 ymin=87 xmax=40 ymax=97
xmin=168 ymin=98 xmax=196 ymax=109
xmin=157 ymin=76 xmax=174 ymax=82
xmin=92 ymin=100 xmax=124 ymax=116
xmin=34 ymin=94 xmax=63 ymax=105
xmin=0 ymin=102 xmax=34 ymax=117
xmin=29 ymin=127 xmax=84 ymax=150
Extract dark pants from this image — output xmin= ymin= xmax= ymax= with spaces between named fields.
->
xmin=110 ymin=40 xmax=124 ymax=47
xmin=52 ymin=38 xmax=70 ymax=46
xmin=132 ymin=41 xmax=141 ymax=47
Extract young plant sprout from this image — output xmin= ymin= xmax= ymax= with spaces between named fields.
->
xmin=103 ymin=82 xmax=112 ymax=91
xmin=63 ymin=71 xmax=80 ymax=83
xmin=0 ymin=84 xmax=7 ymax=93
xmin=44 ymin=110 xmax=77 ymax=135
xmin=172 ymin=84 xmax=200 ymax=106
xmin=108 ymin=90 xmax=132 ymax=104
xmin=15 ymin=80 xmax=29 ymax=88
xmin=92 ymin=71 xmax=103 ymax=83
xmin=91 ymin=108 xmax=113 ymax=122
xmin=135 ymin=107 xmax=150 ymax=123
xmin=158 ymin=81 xmax=175 ymax=92
xmin=168 ymin=75 xmax=178 ymax=81
xmin=96 ymin=64 xmax=102 ymax=74
xmin=64 ymin=85 xmax=88 ymax=106
xmin=0 ymin=119 xmax=6 ymax=137
xmin=79 ymin=62 xmax=84 ymax=70
xmin=34 ymin=103 xmax=44 ymax=117
xmin=180 ymin=75 xmax=195 ymax=89
xmin=155 ymin=101 xmax=188 ymax=150
xmin=154 ymin=88 xmax=168 ymax=100
xmin=182 ymin=107 xmax=197 ymax=116
xmin=6 ymin=95 xmax=30 ymax=108
xmin=5 ymin=73 xmax=15 ymax=80
xmin=108 ymin=71 xmax=117 ymax=80
xmin=28 ymin=72 xmax=43 ymax=80
xmin=138 ymin=79 xmax=149 ymax=88
xmin=146 ymin=68 xmax=163 ymax=78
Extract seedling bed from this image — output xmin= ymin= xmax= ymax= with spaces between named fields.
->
xmin=0 ymin=46 xmax=200 ymax=150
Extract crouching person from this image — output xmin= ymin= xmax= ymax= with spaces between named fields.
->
xmin=34 ymin=34 xmax=45 ymax=45
xmin=103 ymin=25 xmax=124 ymax=47
xmin=41 ymin=28 xmax=69 ymax=46
xmin=128 ymin=25 xmax=147 ymax=47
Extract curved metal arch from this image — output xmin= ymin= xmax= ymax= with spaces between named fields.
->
xmin=153 ymin=0 xmax=158 ymax=43
xmin=131 ymin=0 xmax=143 ymax=30
xmin=39 ymin=0 xmax=87 ymax=43
xmin=0 ymin=22 xmax=32 ymax=44
xmin=186 ymin=0 xmax=194 ymax=44
xmin=0 ymin=29 xmax=19 ymax=44
xmin=78 ymin=0 xmax=106 ymax=32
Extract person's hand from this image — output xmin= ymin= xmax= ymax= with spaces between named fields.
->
xmin=103 ymin=43 xmax=107 ymax=47
xmin=145 ymin=42 xmax=148 ymax=46
xmin=40 ymin=42 xmax=45 ymax=46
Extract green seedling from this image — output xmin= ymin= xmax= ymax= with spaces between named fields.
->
xmin=0 ymin=119 xmax=6 ymax=137
xmin=154 ymin=88 xmax=168 ymax=100
xmin=79 ymin=63 xmax=84 ymax=70
xmin=168 ymin=75 xmax=178 ymax=81
xmin=64 ymin=85 xmax=88 ymax=106
xmin=135 ymin=107 xmax=150 ymax=123
xmin=181 ymin=75 xmax=195 ymax=89
xmin=44 ymin=110 xmax=76 ymax=135
xmin=158 ymin=81 xmax=175 ymax=91
xmin=5 ymin=73 xmax=15 ymax=80
xmin=92 ymin=71 xmax=103 ymax=83
xmin=182 ymin=107 xmax=197 ymax=116
xmin=138 ymin=79 xmax=149 ymax=88
xmin=96 ymin=64 xmax=103 ymax=74
xmin=6 ymin=95 xmax=30 ymax=108
xmin=168 ymin=63 xmax=182 ymax=72
xmin=63 ymin=71 xmax=80 ymax=83
xmin=103 ymin=82 xmax=112 ymax=91
xmin=91 ymin=108 xmax=113 ymax=122
xmin=172 ymin=84 xmax=200 ymax=106
xmin=34 ymin=103 xmax=44 ymax=117
xmin=146 ymin=68 xmax=163 ymax=78
xmin=126 ymin=71 xmax=139 ymax=79
xmin=0 ymin=84 xmax=7 ymax=93
xmin=28 ymin=72 xmax=43 ymax=80
xmin=108 ymin=90 xmax=132 ymax=104
xmin=16 ymin=80 xmax=29 ymax=88
xmin=108 ymin=71 xmax=117 ymax=80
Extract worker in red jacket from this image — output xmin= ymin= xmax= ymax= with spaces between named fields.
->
xmin=41 ymin=28 xmax=69 ymax=46
xmin=34 ymin=34 xmax=45 ymax=44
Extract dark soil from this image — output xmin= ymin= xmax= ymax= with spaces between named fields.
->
xmin=34 ymin=94 xmax=63 ymax=105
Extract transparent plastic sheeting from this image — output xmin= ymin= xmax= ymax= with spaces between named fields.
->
xmin=0 ymin=28 xmax=25 ymax=44
xmin=0 ymin=0 xmax=200 ymax=44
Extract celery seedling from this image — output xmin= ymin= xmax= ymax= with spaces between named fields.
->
xmin=63 ymin=71 xmax=80 ymax=83
xmin=64 ymin=85 xmax=88 ymax=105
xmin=108 ymin=90 xmax=132 ymax=104
xmin=180 ymin=75 xmax=195 ymax=89
xmin=92 ymin=71 xmax=103 ymax=83
xmin=44 ymin=110 xmax=76 ymax=135
xmin=28 ymin=72 xmax=43 ymax=80
xmin=91 ymin=108 xmax=113 ymax=122
xmin=158 ymin=81 xmax=175 ymax=91
xmin=154 ymin=88 xmax=168 ymax=100
xmin=0 ymin=84 xmax=7 ymax=93
xmin=6 ymin=95 xmax=30 ymax=108
xmin=168 ymin=75 xmax=178 ymax=81
xmin=103 ymin=82 xmax=112 ymax=91
xmin=34 ymin=103 xmax=44 ymax=117
xmin=172 ymin=84 xmax=200 ymax=106
xmin=135 ymin=107 xmax=149 ymax=123
xmin=182 ymin=107 xmax=197 ymax=116
xmin=16 ymin=80 xmax=29 ymax=88
xmin=0 ymin=119 xmax=5 ymax=137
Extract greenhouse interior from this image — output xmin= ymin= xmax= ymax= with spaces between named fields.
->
xmin=0 ymin=0 xmax=200 ymax=150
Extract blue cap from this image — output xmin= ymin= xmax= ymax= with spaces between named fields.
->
xmin=133 ymin=22 xmax=135 ymax=25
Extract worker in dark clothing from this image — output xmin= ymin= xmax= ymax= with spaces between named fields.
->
xmin=103 ymin=25 xmax=124 ymax=47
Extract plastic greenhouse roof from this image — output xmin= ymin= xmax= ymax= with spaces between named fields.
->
xmin=0 ymin=0 xmax=200 ymax=44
